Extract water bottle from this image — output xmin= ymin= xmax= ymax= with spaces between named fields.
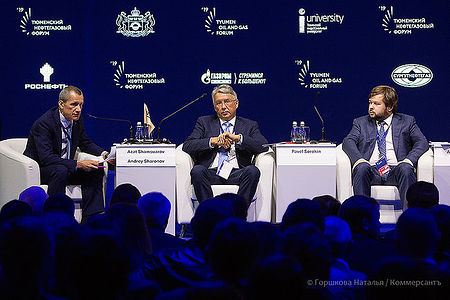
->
xmin=135 ymin=122 xmax=144 ymax=141
xmin=290 ymin=121 xmax=298 ymax=142
xmin=299 ymin=121 xmax=310 ymax=143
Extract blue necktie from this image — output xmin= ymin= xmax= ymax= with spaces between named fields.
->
xmin=217 ymin=122 xmax=232 ymax=169
xmin=378 ymin=121 xmax=388 ymax=180
xmin=61 ymin=123 xmax=72 ymax=159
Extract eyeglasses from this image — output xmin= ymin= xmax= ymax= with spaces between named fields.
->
xmin=214 ymin=99 xmax=236 ymax=107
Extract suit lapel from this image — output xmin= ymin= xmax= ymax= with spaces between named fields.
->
xmin=368 ymin=117 xmax=377 ymax=156
xmin=391 ymin=114 xmax=401 ymax=158
xmin=52 ymin=108 xmax=63 ymax=156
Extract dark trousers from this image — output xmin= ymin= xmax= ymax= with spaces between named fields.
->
xmin=40 ymin=164 xmax=105 ymax=219
xmin=352 ymin=162 xmax=416 ymax=209
xmin=190 ymin=165 xmax=260 ymax=205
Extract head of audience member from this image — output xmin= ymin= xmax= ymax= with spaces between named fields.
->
xmin=406 ymin=181 xmax=439 ymax=209
xmin=338 ymin=195 xmax=381 ymax=237
xmin=367 ymin=255 xmax=440 ymax=300
xmin=44 ymin=193 xmax=75 ymax=217
xmin=429 ymin=204 xmax=450 ymax=261
xmin=212 ymin=84 xmax=239 ymax=122
xmin=109 ymin=183 xmax=141 ymax=207
xmin=0 ymin=217 xmax=52 ymax=298
xmin=323 ymin=216 xmax=352 ymax=259
xmin=214 ymin=193 xmax=248 ymax=220
xmin=70 ymin=230 xmax=130 ymax=299
xmin=280 ymin=198 xmax=325 ymax=232
xmin=206 ymin=218 xmax=258 ymax=284
xmin=18 ymin=186 xmax=48 ymax=216
xmin=107 ymin=203 xmax=152 ymax=271
xmin=0 ymin=200 xmax=32 ymax=224
xmin=248 ymin=221 xmax=282 ymax=259
xmin=395 ymin=207 xmax=438 ymax=260
xmin=190 ymin=198 xmax=234 ymax=249
xmin=368 ymin=85 xmax=398 ymax=121
xmin=282 ymin=223 xmax=331 ymax=282
xmin=312 ymin=195 xmax=341 ymax=216
xmin=137 ymin=192 xmax=171 ymax=230
xmin=247 ymin=254 xmax=305 ymax=300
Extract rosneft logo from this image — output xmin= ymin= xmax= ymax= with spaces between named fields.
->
xmin=391 ymin=64 xmax=433 ymax=88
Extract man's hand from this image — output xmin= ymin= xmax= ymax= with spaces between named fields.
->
xmin=76 ymin=160 xmax=100 ymax=171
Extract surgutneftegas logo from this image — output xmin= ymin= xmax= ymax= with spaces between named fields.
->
xmin=203 ymin=7 xmax=249 ymax=36
xmin=201 ymin=69 xmax=266 ymax=85
xmin=298 ymin=8 xmax=344 ymax=34
xmin=112 ymin=61 xmax=165 ymax=89
xmin=380 ymin=5 xmax=434 ymax=35
xmin=116 ymin=7 xmax=155 ymax=37
xmin=18 ymin=7 xmax=72 ymax=36
xmin=391 ymin=64 xmax=433 ymax=88
xmin=296 ymin=60 xmax=343 ymax=89
xmin=24 ymin=63 xmax=67 ymax=90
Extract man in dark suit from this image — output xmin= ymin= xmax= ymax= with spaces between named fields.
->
xmin=182 ymin=84 xmax=268 ymax=205
xmin=24 ymin=86 xmax=107 ymax=222
xmin=343 ymin=85 xmax=428 ymax=209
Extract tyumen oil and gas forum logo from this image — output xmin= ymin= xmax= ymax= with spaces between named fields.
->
xmin=18 ymin=7 xmax=72 ymax=36
xmin=380 ymin=5 xmax=434 ymax=35
xmin=112 ymin=61 xmax=165 ymax=89
xmin=298 ymin=8 xmax=344 ymax=34
xmin=391 ymin=64 xmax=433 ymax=88
xmin=203 ymin=7 xmax=249 ymax=36
xmin=296 ymin=60 xmax=343 ymax=89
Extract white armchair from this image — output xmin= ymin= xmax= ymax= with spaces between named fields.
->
xmin=0 ymin=138 xmax=108 ymax=221
xmin=176 ymin=144 xmax=275 ymax=225
xmin=336 ymin=143 xmax=433 ymax=223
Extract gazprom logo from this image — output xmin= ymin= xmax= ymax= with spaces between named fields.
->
xmin=391 ymin=64 xmax=433 ymax=88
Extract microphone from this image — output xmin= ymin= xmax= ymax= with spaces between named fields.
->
xmin=313 ymin=92 xmax=330 ymax=143
xmin=86 ymin=113 xmax=134 ymax=142
xmin=156 ymin=93 xmax=207 ymax=143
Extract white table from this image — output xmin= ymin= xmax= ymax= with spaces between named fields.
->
xmin=115 ymin=143 xmax=176 ymax=234
xmin=275 ymin=143 xmax=336 ymax=222
xmin=432 ymin=142 xmax=450 ymax=206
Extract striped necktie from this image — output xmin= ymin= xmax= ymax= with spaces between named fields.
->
xmin=61 ymin=123 xmax=72 ymax=159
xmin=217 ymin=122 xmax=232 ymax=169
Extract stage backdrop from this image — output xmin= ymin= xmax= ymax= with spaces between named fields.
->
xmin=2 ymin=0 xmax=449 ymax=150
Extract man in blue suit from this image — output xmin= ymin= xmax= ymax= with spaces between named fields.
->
xmin=24 ymin=86 xmax=108 ymax=222
xmin=343 ymin=85 xmax=428 ymax=209
xmin=183 ymin=84 xmax=268 ymax=205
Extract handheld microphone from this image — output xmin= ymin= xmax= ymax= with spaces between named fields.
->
xmin=156 ymin=93 xmax=207 ymax=143
xmin=313 ymin=92 xmax=329 ymax=143
xmin=86 ymin=113 xmax=134 ymax=142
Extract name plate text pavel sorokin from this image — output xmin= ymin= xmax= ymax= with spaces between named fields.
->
xmin=116 ymin=146 xmax=175 ymax=167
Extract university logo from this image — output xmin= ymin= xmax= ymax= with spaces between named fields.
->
xmin=116 ymin=7 xmax=155 ymax=37
xmin=391 ymin=64 xmax=433 ymax=88
xmin=298 ymin=8 xmax=344 ymax=34
xmin=297 ymin=60 xmax=343 ymax=89
xmin=24 ymin=63 xmax=67 ymax=90
xmin=380 ymin=5 xmax=434 ymax=35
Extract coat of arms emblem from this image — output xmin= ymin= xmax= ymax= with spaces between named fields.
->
xmin=116 ymin=7 xmax=155 ymax=37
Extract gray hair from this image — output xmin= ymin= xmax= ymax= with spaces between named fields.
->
xmin=211 ymin=84 xmax=238 ymax=102
xmin=59 ymin=85 xmax=83 ymax=102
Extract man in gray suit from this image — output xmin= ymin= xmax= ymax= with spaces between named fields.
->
xmin=343 ymin=85 xmax=428 ymax=209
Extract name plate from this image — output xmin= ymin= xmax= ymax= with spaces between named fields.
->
xmin=276 ymin=144 xmax=336 ymax=165
xmin=116 ymin=145 xmax=175 ymax=167
xmin=432 ymin=143 xmax=450 ymax=165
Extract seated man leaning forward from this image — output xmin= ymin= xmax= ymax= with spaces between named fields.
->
xmin=24 ymin=85 xmax=109 ymax=222
xmin=342 ymin=85 xmax=428 ymax=210
xmin=182 ymin=84 xmax=268 ymax=206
